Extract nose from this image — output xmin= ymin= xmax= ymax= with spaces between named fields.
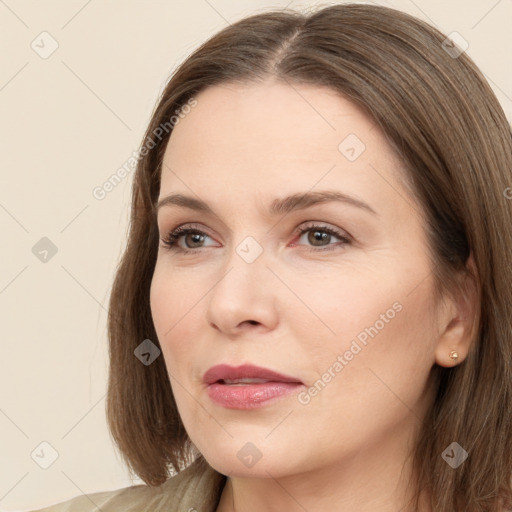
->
xmin=205 ymin=242 xmax=279 ymax=337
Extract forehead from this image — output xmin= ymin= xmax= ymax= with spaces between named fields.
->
xmin=160 ymin=80 xmax=411 ymax=219
xmin=165 ymin=80 xmax=378 ymax=159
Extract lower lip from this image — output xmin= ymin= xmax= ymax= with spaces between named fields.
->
xmin=207 ymin=382 xmax=303 ymax=409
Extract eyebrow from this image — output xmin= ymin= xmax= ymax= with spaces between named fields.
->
xmin=157 ymin=190 xmax=378 ymax=217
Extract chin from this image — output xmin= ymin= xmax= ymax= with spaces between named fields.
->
xmin=195 ymin=435 xmax=305 ymax=479
xmin=204 ymin=453 xmax=284 ymax=478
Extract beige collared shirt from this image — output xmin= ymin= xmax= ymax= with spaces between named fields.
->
xmin=29 ymin=458 xmax=226 ymax=512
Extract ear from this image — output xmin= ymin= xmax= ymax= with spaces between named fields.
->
xmin=434 ymin=253 xmax=480 ymax=368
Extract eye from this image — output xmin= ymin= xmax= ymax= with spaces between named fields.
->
xmin=160 ymin=224 xmax=218 ymax=254
xmin=293 ymin=222 xmax=352 ymax=252
xmin=159 ymin=222 xmax=352 ymax=254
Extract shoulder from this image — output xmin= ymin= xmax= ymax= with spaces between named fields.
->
xmin=29 ymin=457 xmax=226 ymax=512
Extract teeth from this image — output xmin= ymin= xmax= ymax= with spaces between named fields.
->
xmin=222 ymin=378 xmax=270 ymax=385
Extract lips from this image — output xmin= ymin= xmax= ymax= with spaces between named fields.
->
xmin=203 ymin=364 xmax=304 ymax=409
xmin=203 ymin=364 xmax=303 ymax=385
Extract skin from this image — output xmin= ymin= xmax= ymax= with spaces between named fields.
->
xmin=149 ymin=79 xmax=476 ymax=512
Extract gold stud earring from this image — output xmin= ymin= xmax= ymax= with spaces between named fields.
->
xmin=449 ymin=351 xmax=459 ymax=362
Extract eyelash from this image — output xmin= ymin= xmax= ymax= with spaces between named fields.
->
xmin=159 ymin=222 xmax=352 ymax=255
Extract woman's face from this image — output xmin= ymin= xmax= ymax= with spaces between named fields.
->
xmin=150 ymin=80 xmax=445 ymax=478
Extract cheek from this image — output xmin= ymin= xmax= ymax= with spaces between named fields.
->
xmin=150 ymin=263 xmax=202 ymax=336
xmin=150 ymin=269 xmax=175 ymax=342
xmin=290 ymin=261 xmax=437 ymax=392
xmin=284 ymin=277 xmax=436 ymax=459
xmin=149 ymin=263 xmax=212 ymax=390
xmin=149 ymin=266 xmax=191 ymax=367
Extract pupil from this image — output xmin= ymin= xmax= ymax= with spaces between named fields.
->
xmin=309 ymin=230 xmax=329 ymax=246
xmin=187 ymin=233 xmax=204 ymax=247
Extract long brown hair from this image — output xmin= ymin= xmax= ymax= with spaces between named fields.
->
xmin=105 ymin=4 xmax=512 ymax=510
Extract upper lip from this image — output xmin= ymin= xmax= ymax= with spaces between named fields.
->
xmin=203 ymin=364 xmax=303 ymax=385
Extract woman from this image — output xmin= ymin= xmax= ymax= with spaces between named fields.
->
xmin=32 ymin=3 xmax=512 ymax=511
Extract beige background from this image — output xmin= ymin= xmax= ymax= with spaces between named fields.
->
xmin=0 ymin=0 xmax=510 ymax=510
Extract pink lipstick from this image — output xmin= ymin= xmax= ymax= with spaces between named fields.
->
xmin=203 ymin=364 xmax=304 ymax=409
